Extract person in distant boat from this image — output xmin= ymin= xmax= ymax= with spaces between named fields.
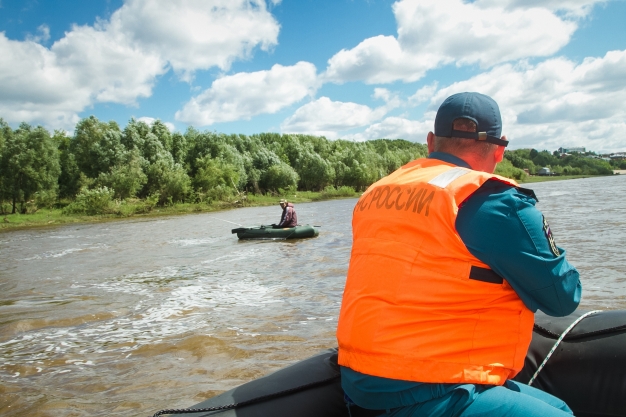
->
xmin=336 ymin=92 xmax=581 ymax=417
xmin=274 ymin=199 xmax=298 ymax=228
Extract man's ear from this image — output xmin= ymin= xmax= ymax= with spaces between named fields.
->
xmin=427 ymin=132 xmax=436 ymax=154
xmin=494 ymin=146 xmax=505 ymax=163
xmin=494 ymin=136 xmax=506 ymax=163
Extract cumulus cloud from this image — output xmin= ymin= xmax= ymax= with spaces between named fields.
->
xmin=0 ymin=0 xmax=280 ymax=128
xmin=175 ymin=62 xmax=318 ymax=126
xmin=475 ymin=0 xmax=604 ymax=17
xmin=342 ymin=117 xmax=432 ymax=142
xmin=322 ymin=35 xmax=436 ymax=84
xmin=25 ymin=24 xmax=50 ymax=44
xmin=323 ymin=0 xmax=583 ymax=84
xmin=280 ymin=96 xmax=392 ymax=139
xmin=409 ymin=83 xmax=439 ymax=106
xmin=372 ymin=88 xmax=403 ymax=110
xmin=137 ymin=117 xmax=176 ymax=132
xmin=113 ymin=0 xmax=280 ymax=81
xmin=52 ymin=24 xmax=166 ymax=105
xmin=425 ymin=50 xmax=626 ymax=153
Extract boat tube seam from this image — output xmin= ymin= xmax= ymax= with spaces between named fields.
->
xmin=528 ymin=310 xmax=601 ymax=386
xmin=150 ymin=373 xmax=340 ymax=417
xmin=534 ymin=322 xmax=626 ymax=340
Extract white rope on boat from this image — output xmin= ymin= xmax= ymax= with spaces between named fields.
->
xmin=528 ymin=310 xmax=601 ymax=386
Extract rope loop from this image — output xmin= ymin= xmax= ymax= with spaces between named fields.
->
xmin=528 ymin=310 xmax=601 ymax=386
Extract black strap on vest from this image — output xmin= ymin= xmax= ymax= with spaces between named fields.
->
xmin=469 ymin=266 xmax=504 ymax=284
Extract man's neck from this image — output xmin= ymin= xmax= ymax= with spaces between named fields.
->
xmin=446 ymin=151 xmax=496 ymax=173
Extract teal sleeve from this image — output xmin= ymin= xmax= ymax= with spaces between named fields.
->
xmin=456 ymin=180 xmax=581 ymax=316
xmin=340 ymin=366 xmax=464 ymax=411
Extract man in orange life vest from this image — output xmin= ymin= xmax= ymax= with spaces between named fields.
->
xmin=336 ymin=92 xmax=581 ymax=417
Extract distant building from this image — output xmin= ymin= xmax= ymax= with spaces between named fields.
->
xmin=558 ymin=147 xmax=585 ymax=154
xmin=585 ymin=155 xmax=611 ymax=161
xmin=537 ymin=167 xmax=551 ymax=176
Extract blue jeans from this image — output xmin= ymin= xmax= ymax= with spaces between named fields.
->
xmin=383 ymin=380 xmax=573 ymax=417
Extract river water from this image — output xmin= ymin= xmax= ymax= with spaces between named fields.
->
xmin=1 ymin=175 xmax=625 ymax=417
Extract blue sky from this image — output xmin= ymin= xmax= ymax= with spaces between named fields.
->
xmin=1 ymin=0 xmax=625 ymax=153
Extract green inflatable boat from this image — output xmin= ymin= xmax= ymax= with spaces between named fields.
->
xmin=231 ymin=225 xmax=319 ymax=240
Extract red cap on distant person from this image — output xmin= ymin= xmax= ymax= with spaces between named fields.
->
xmin=434 ymin=92 xmax=508 ymax=147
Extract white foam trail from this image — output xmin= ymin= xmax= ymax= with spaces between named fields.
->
xmin=18 ymin=244 xmax=109 ymax=261
xmin=0 ymin=267 xmax=284 ymax=375
xmin=168 ymin=238 xmax=220 ymax=247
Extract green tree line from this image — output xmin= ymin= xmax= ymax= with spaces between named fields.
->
xmin=0 ymin=117 xmax=427 ymax=214
xmin=1 ymin=116 xmax=618 ymax=216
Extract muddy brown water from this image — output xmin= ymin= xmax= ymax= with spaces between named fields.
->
xmin=1 ymin=175 xmax=625 ymax=416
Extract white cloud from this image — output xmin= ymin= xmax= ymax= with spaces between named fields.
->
xmin=409 ymin=83 xmax=439 ymax=106
xmin=0 ymin=34 xmax=91 ymax=128
xmin=475 ymin=0 xmax=605 ymax=18
xmin=342 ymin=117 xmax=431 ymax=142
xmin=137 ymin=117 xmax=176 ymax=132
xmin=317 ymin=46 xmax=626 ymax=151
xmin=425 ymin=50 xmax=626 ymax=153
xmin=175 ymin=62 xmax=318 ymax=126
xmin=113 ymin=0 xmax=280 ymax=81
xmin=280 ymin=97 xmax=390 ymax=139
xmin=0 ymin=0 xmax=280 ymax=128
xmin=322 ymin=35 xmax=435 ymax=84
xmin=52 ymin=24 xmax=166 ymax=105
xmin=26 ymin=24 xmax=50 ymax=44
xmin=323 ymin=0 xmax=581 ymax=84
xmin=372 ymin=88 xmax=403 ymax=110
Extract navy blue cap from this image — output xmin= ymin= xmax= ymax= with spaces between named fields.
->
xmin=434 ymin=92 xmax=508 ymax=147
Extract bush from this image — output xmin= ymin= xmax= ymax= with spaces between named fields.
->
xmin=124 ymin=193 xmax=160 ymax=214
xmin=62 ymin=186 xmax=114 ymax=215
xmin=96 ymin=152 xmax=147 ymax=199
xmin=205 ymin=184 xmax=236 ymax=203
xmin=145 ymin=159 xmax=191 ymax=205
xmin=261 ymin=163 xmax=300 ymax=191
xmin=34 ymin=189 xmax=58 ymax=209
xmin=313 ymin=185 xmax=358 ymax=200
xmin=495 ymin=159 xmax=527 ymax=181
xmin=193 ymin=156 xmax=239 ymax=193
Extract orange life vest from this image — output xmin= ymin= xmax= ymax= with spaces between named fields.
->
xmin=336 ymin=158 xmax=534 ymax=385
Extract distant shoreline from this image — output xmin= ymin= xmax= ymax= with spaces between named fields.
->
xmin=518 ymin=174 xmax=596 ymax=183
xmin=0 ymin=173 xmax=617 ymax=232
xmin=0 ymin=190 xmax=357 ymax=233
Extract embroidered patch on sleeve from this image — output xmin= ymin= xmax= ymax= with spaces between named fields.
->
xmin=542 ymin=215 xmax=560 ymax=257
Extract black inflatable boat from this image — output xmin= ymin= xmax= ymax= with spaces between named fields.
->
xmin=155 ymin=310 xmax=626 ymax=417
xmin=231 ymin=225 xmax=319 ymax=240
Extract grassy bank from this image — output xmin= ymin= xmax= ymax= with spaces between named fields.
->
xmin=0 ymin=187 xmax=360 ymax=232
xmin=518 ymin=174 xmax=597 ymax=183
xmin=2 ymin=173 xmax=617 ymax=232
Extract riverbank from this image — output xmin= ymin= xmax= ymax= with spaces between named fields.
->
xmin=1 ymin=174 xmax=616 ymax=232
xmin=517 ymin=174 xmax=599 ymax=183
xmin=0 ymin=187 xmax=360 ymax=232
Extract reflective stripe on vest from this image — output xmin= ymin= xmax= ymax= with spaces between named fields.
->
xmin=337 ymin=158 xmax=534 ymax=385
